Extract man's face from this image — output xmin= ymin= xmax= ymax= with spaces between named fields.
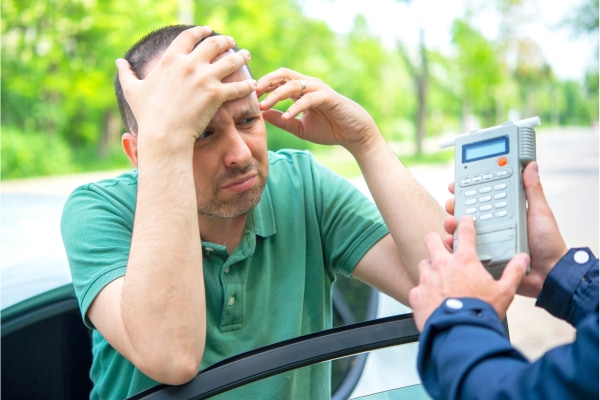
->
xmin=192 ymin=67 xmax=268 ymax=220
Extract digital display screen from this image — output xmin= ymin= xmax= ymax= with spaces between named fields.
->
xmin=462 ymin=136 xmax=509 ymax=163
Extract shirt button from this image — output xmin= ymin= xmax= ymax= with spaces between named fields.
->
xmin=227 ymin=296 xmax=236 ymax=306
xmin=224 ymin=267 xmax=230 ymax=274
xmin=445 ymin=298 xmax=464 ymax=310
xmin=574 ymin=250 xmax=590 ymax=264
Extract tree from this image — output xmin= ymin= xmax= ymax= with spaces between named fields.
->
xmin=450 ymin=19 xmax=504 ymax=130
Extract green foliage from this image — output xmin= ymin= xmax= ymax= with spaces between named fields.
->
xmin=1 ymin=126 xmax=76 ymax=179
xmin=451 ymin=19 xmax=505 ymax=127
xmin=1 ymin=0 xmax=597 ymax=179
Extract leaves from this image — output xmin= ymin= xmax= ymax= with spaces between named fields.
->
xmin=1 ymin=0 xmax=597 ymax=178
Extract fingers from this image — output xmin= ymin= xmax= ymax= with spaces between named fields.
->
xmin=522 ymin=161 xmax=551 ymax=215
xmin=256 ymin=68 xmax=318 ymax=109
xmin=448 ymin=182 xmax=455 ymax=195
xmin=444 ymin=197 xmax=455 ymax=215
xmin=163 ymin=27 xmax=250 ymax=82
xmin=454 ymin=216 xmax=476 ymax=252
xmin=445 ymin=183 xmax=455 ymax=214
xmin=256 ymin=68 xmax=298 ymax=97
xmin=168 ymin=26 xmax=213 ymax=54
xmin=261 ymin=108 xmax=303 ymax=134
xmin=116 ymin=58 xmax=137 ymax=90
xmin=423 ymin=231 xmax=447 ymax=259
xmin=442 ymin=215 xmax=457 ymax=248
xmin=494 ymin=253 xmax=530 ymax=318
xmin=500 ymin=253 xmax=530 ymax=288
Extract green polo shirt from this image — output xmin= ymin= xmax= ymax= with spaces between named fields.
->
xmin=61 ymin=149 xmax=389 ymax=399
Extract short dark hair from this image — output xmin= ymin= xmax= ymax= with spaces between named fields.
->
xmin=114 ymin=24 xmax=248 ymax=135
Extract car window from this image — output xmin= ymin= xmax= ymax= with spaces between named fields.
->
xmin=1 ymin=194 xmax=72 ymax=309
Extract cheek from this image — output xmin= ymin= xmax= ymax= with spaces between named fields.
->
xmin=192 ymin=152 xmax=217 ymax=191
xmin=247 ymin=128 xmax=268 ymax=164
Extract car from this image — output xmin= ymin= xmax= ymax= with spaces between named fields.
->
xmin=1 ymin=188 xmax=429 ymax=399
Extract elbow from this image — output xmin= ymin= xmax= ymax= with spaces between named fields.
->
xmin=137 ymin=350 xmax=203 ymax=386
xmin=160 ymin=356 xmax=202 ymax=385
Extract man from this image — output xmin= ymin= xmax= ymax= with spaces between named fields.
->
xmin=61 ymin=25 xmax=446 ymax=399
xmin=409 ymin=161 xmax=599 ymax=399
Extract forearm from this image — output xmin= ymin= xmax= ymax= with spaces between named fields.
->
xmin=122 ymin=151 xmax=206 ymax=383
xmin=348 ymin=134 xmax=446 ymax=282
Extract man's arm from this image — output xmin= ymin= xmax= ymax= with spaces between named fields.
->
xmin=348 ymin=135 xmax=446 ymax=299
xmin=87 ymin=28 xmax=256 ymax=384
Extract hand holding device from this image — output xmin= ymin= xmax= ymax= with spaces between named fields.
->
xmin=440 ymin=117 xmax=540 ymax=279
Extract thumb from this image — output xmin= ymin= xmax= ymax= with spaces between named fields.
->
xmin=523 ymin=162 xmax=551 ymax=213
xmin=499 ymin=253 xmax=530 ymax=290
xmin=262 ymin=109 xmax=302 ymax=136
xmin=115 ymin=58 xmax=138 ymax=89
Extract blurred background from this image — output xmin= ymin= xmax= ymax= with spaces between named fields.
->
xmin=1 ymin=0 xmax=598 ymax=180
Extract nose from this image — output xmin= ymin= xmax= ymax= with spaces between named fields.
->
xmin=222 ymin=127 xmax=253 ymax=168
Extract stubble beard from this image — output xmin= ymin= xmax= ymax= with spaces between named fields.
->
xmin=197 ymin=162 xmax=267 ymax=220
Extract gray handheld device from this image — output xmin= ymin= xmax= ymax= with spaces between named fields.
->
xmin=440 ymin=116 xmax=540 ymax=279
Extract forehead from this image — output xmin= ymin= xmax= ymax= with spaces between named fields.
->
xmin=220 ymin=60 xmax=258 ymax=114
xmin=215 ymin=89 xmax=260 ymax=123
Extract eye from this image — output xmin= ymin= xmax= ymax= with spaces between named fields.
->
xmin=237 ymin=117 xmax=258 ymax=127
xmin=197 ymin=129 xmax=214 ymax=140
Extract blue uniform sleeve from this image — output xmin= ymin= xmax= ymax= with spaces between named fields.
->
xmin=416 ymin=249 xmax=599 ymax=400
xmin=536 ymin=247 xmax=599 ymax=326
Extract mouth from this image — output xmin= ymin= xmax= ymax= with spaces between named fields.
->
xmin=222 ymin=174 xmax=257 ymax=194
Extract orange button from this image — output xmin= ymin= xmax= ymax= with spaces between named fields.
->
xmin=497 ymin=157 xmax=508 ymax=167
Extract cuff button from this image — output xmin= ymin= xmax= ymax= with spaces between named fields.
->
xmin=574 ymin=250 xmax=590 ymax=264
xmin=445 ymin=298 xmax=464 ymax=310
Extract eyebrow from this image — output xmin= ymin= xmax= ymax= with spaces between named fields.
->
xmin=235 ymin=105 xmax=261 ymax=119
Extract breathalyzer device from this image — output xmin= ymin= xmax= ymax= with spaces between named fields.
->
xmin=440 ymin=116 xmax=540 ymax=279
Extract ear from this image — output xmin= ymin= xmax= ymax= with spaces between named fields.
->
xmin=121 ymin=133 xmax=139 ymax=167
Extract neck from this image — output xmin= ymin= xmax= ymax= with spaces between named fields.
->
xmin=198 ymin=213 xmax=248 ymax=254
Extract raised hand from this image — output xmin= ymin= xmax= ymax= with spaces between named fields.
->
xmin=116 ymin=26 xmax=256 ymax=150
xmin=256 ymin=68 xmax=381 ymax=155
